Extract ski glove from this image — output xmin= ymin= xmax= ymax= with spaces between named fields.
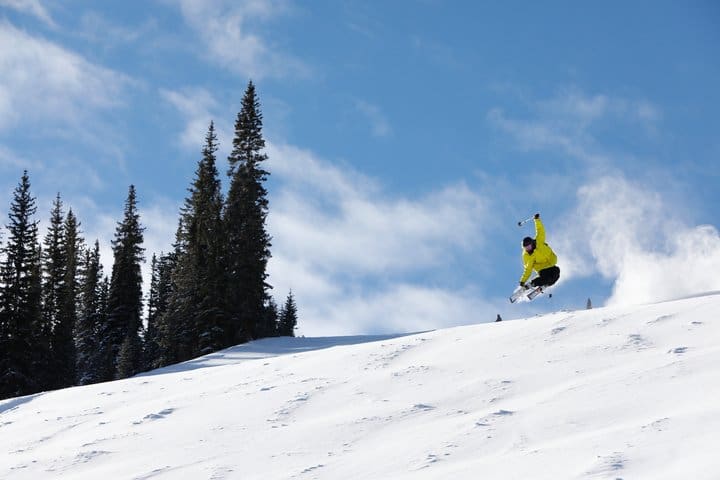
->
xmin=534 ymin=213 xmax=540 ymax=219
xmin=519 ymin=281 xmax=527 ymax=288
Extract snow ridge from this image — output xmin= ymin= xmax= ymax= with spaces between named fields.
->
xmin=1 ymin=294 xmax=719 ymax=479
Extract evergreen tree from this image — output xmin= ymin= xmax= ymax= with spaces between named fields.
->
xmin=53 ymin=209 xmax=82 ymax=387
xmin=278 ymin=291 xmax=298 ymax=337
xmin=224 ymin=81 xmax=273 ymax=343
xmin=162 ymin=226 xmax=195 ymax=362
xmin=76 ymin=241 xmax=105 ymax=385
xmin=153 ymin=250 xmax=179 ymax=368
xmin=40 ymin=196 xmax=82 ymax=389
xmin=26 ymin=245 xmax=44 ymax=387
xmin=143 ymin=254 xmax=162 ymax=371
xmin=41 ymin=194 xmax=65 ymax=332
xmin=169 ymin=121 xmax=227 ymax=358
xmin=104 ymin=185 xmax=145 ymax=380
xmin=0 ymin=171 xmax=44 ymax=399
xmin=39 ymin=194 xmax=66 ymax=390
xmin=143 ymin=251 xmax=179 ymax=369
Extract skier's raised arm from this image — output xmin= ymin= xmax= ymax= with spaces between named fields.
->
xmin=534 ymin=213 xmax=545 ymax=245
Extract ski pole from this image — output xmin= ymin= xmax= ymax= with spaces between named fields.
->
xmin=517 ymin=215 xmax=535 ymax=227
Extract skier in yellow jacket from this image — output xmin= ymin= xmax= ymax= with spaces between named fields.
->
xmin=520 ymin=214 xmax=560 ymax=289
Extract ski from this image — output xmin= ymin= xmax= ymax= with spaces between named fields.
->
xmin=509 ymin=283 xmax=550 ymax=303
xmin=527 ymin=286 xmax=544 ymax=300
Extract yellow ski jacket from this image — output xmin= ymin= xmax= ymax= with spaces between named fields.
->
xmin=520 ymin=218 xmax=558 ymax=283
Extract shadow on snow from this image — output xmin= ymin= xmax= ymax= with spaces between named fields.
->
xmin=139 ymin=332 xmax=426 ymax=377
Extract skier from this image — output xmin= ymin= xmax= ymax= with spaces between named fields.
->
xmin=519 ymin=213 xmax=560 ymax=290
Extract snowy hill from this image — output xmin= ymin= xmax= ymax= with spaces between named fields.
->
xmin=2 ymin=294 xmax=719 ymax=479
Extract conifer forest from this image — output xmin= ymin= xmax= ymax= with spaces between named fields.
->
xmin=0 ymin=82 xmax=298 ymax=400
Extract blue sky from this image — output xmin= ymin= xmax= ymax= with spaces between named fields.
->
xmin=1 ymin=1 xmax=719 ymax=335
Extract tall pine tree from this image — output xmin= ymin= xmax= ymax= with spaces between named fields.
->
xmin=76 ymin=241 xmax=105 ymax=385
xmin=0 ymin=171 xmax=44 ymax=399
xmin=41 ymin=196 xmax=82 ymax=389
xmin=104 ymin=185 xmax=145 ymax=380
xmin=224 ymin=81 xmax=273 ymax=343
xmin=54 ymin=209 xmax=82 ymax=388
xmin=41 ymin=195 xmax=65 ymax=332
xmin=39 ymin=194 xmax=67 ymax=390
xmin=143 ymin=254 xmax=162 ymax=370
xmin=174 ymin=121 xmax=226 ymax=357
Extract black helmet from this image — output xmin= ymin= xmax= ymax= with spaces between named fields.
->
xmin=522 ymin=236 xmax=536 ymax=251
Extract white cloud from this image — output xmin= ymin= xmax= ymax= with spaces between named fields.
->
xmin=0 ymin=21 xmax=132 ymax=131
xmin=537 ymin=88 xmax=662 ymax=127
xmin=267 ymin=142 xmax=485 ymax=275
xmin=0 ymin=0 xmax=56 ymax=28
xmin=487 ymin=107 xmax=606 ymax=165
xmin=159 ymin=86 xmax=240 ymax=168
xmin=265 ymin=142 xmax=492 ymax=335
xmin=545 ymin=90 xmax=610 ymax=123
xmin=487 ymin=87 xmax=662 ymax=164
xmin=297 ymin=284 xmax=499 ymax=336
xmin=160 ymin=87 xmax=223 ymax=151
xmin=0 ymin=144 xmax=39 ymax=171
xmin=558 ymin=174 xmax=720 ymax=306
xmin=171 ymin=0 xmax=309 ymax=80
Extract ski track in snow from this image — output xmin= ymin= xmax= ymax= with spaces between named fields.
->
xmin=1 ymin=293 xmax=720 ymax=479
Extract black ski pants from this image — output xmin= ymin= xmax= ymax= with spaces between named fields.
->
xmin=531 ymin=265 xmax=560 ymax=288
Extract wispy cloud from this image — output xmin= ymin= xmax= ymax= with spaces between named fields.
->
xmin=265 ymin=142 xmax=492 ymax=335
xmin=0 ymin=0 xmax=56 ymax=28
xmin=159 ymin=86 xmax=240 ymax=169
xmin=537 ymin=88 xmax=662 ymax=127
xmin=487 ymin=87 xmax=663 ymax=165
xmin=76 ymin=11 xmax=158 ymax=50
xmin=0 ymin=144 xmax=39 ymax=172
xmin=160 ymin=87 xmax=224 ymax=151
xmin=487 ymin=107 xmax=606 ymax=165
xmin=0 ymin=21 xmax=133 ymax=132
xmin=171 ymin=0 xmax=309 ymax=80
xmin=267 ymin=142 xmax=485 ymax=273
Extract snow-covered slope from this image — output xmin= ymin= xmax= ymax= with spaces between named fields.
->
xmin=2 ymin=294 xmax=719 ymax=479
